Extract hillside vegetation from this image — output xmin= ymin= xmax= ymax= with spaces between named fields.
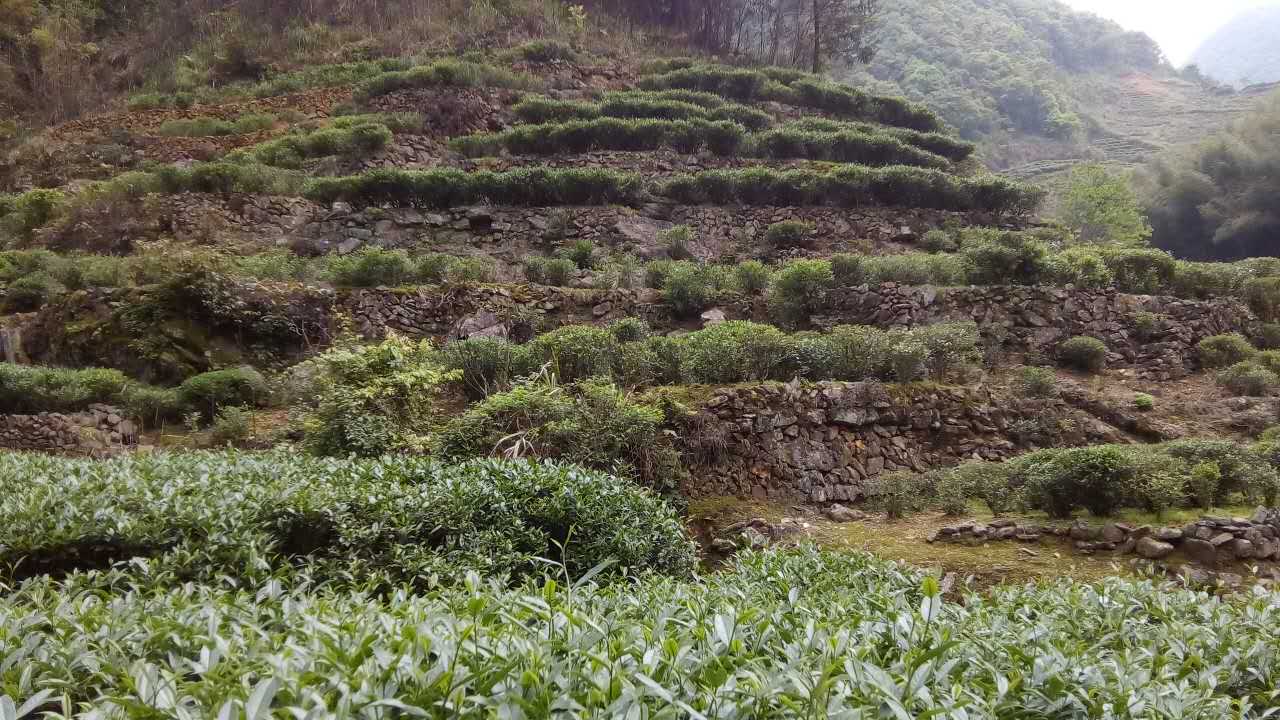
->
xmin=3 ymin=1 xmax=1280 ymax=715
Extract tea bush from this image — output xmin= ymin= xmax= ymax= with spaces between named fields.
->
xmin=1244 ymin=276 xmax=1280 ymax=321
xmin=523 ymin=256 xmax=577 ymax=286
xmin=0 ymin=451 xmax=696 ymax=585
xmin=680 ymin=321 xmax=789 ymax=384
xmin=1134 ymin=392 xmax=1155 ymax=411
xmin=156 ymin=113 xmax=276 ymax=137
xmin=441 ymin=337 xmax=534 ymax=399
xmin=960 ymin=229 xmax=1051 ymax=285
xmin=453 ymin=118 xmax=747 ymax=157
xmin=1197 ymin=333 xmax=1256 ymax=368
xmin=662 ymin=261 xmax=730 ymax=318
xmin=176 ymin=367 xmax=267 ymax=421
xmin=786 ymin=117 xmax=976 ymax=161
xmin=734 ymin=259 xmax=771 ymax=294
xmin=750 ymin=127 xmax=949 ymax=168
xmin=763 ymin=220 xmax=814 ymax=249
xmin=5 ymin=546 xmax=1280 ymax=715
xmin=660 ymin=167 xmax=1043 ymax=214
xmin=325 ymin=246 xmax=416 ymax=287
xmin=529 ymin=325 xmax=616 ymax=382
xmin=0 ymin=364 xmax=131 ymax=414
xmin=231 ymin=121 xmax=392 ymax=168
xmin=304 ymin=167 xmax=644 ymax=209
xmin=354 ymin=59 xmax=540 ymax=101
xmin=1015 ymin=366 xmax=1058 ymax=398
xmin=1022 ymin=446 xmax=1134 ymax=518
xmin=768 ymin=258 xmax=836 ymax=325
xmin=1058 ymin=336 xmax=1107 ymax=373
xmin=512 ymin=91 xmax=772 ymax=130
xmin=1217 ymin=361 xmax=1278 ymax=397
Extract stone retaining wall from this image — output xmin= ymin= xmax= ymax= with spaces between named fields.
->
xmin=0 ymin=404 xmax=138 ymax=455
xmin=818 ymin=285 xmax=1254 ymax=379
xmin=680 ymin=381 xmax=1124 ymax=501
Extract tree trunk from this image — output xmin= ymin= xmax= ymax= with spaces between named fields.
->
xmin=811 ymin=0 xmax=822 ymax=73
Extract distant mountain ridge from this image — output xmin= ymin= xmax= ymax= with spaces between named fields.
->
xmin=1190 ymin=5 xmax=1280 ymax=88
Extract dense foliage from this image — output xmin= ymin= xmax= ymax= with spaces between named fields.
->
xmin=0 ymin=450 xmax=696 ymax=585
xmin=3 ymin=547 xmax=1280 ymax=716
xmin=1142 ymin=93 xmax=1280 ymax=261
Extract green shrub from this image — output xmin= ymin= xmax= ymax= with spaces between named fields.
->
xmin=1131 ymin=311 xmax=1161 ymax=342
xmin=1058 ymin=336 xmax=1107 ymax=373
xmin=768 ymin=259 xmax=835 ymax=326
xmin=0 ymin=364 xmax=131 ymax=414
xmin=868 ymin=471 xmax=930 ymax=519
xmin=1134 ymin=393 xmax=1155 ymax=411
xmin=663 ymin=261 xmax=727 ymax=318
xmin=2 ymin=271 xmax=65 ymax=311
xmin=885 ymin=330 xmax=930 ymax=381
xmin=209 ymin=406 xmax=253 ymax=445
xmin=1047 ymin=246 xmax=1113 ymax=288
xmin=122 ymin=384 xmax=183 ymax=428
xmin=157 ymin=113 xmax=276 ymax=137
xmin=1166 ymin=440 xmax=1276 ymax=504
xmin=934 ymin=470 xmax=972 ymax=515
xmin=920 ymin=229 xmax=957 ymax=253
xmin=436 ymin=379 xmax=681 ymax=493
xmin=1015 ymin=366 xmax=1058 ymax=398
xmin=1023 ymin=446 xmax=1134 ymax=518
xmin=733 ymin=260 xmax=771 ymax=295
xmin=660 ymin=167 xmax=1042 ymax=215
xmin=1244 ymin=277 xmax=1280 ymax=321
xmin=326 ymin=247 xmax=416 ymax=287
xmin=454 ymin=118 xmax=747 ymax=157
xmin=300 ymin=335 xmax=460 ymax=456
xmin=862 ymin=253 xmax=967 ymax=286
xmin=960 ymin=229 xmax=1051 ymax=285
xmin=234 ymin=122 xmax=392 ymax=168
xmin=659 ymin=225 xmax=694 ymax=260
xmin=953 ymin=461 xmax=1018 ymax=516
xmin=0 ymin=451 xmax=696 ymax=584
xmin=1216 ymin=362 xmax=1278 ymax=397
xmin=524 ymin=256 xmax=577 ymax=286
xmin=512 ymin=40 xmax=577 ymax=63
xmin=354 ymin=60 xmax=539 ymax=101
xmin=1189 ymin=462 xmax=1221 ymax=510
xmin=680 ymin=321 xmax=788 ymax=384
xmin=1 ymin=188 xmax=65 ymax=234
xmin=442 ymin=337 xmax=533 ymax=399
xmin=1256 ymin=323 xmax=1280 ymax=350
xmin=1170 ymin=261 xmax=1244 ymax=300
xmin=826 ymin=325 xmax=892 ymax=379
xmin=177 ymin=367 xmax=267 ymax=421
xmin=530 ymin=325 xmax=616 ymax=382
xmin=564 ymin=238 xmax=596 ymax=269
xmin=1123 ymin=448 xmax=1187 ymax=517
xmin=764 ymin=220 xmax=814 ymax=249
xmin=916 ymin=322 xmax=980 ymax=379
xmin=305 ymin=167 xmax=644 ymax=209
xmin=787 ymin=117 xmax=976 ymax=162
xmin=608 ymin=318 xmax=651 ymax=343
xmin=750 ymin=127 xmax=948 ymax=168
xmin=1197 ymin=333 xmax=1256 ymax=368
xmin=1099 ymin=248 xmax=1177 ymax=294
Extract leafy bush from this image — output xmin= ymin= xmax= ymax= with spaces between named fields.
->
xmin=0 ymin=187 xmax=65 ymax=234
xmin=177 ymin=367 xmax=267 ymax=421
xmin=661 ymin=167 xmax=1043 ymax=215
xmin=1122 ymin=447 xmax=1187 ymax=517
xmin=1098 ymin=248 xmax=1177 ymax=294
xmin=442 ymin=337 xmax=533 ymax=399
xmin=305 ymin=167 xmax=644 ymax=209
xmin=209 ymin=406 xmax=253 ymax=445
xmin=157 ymin=113 xmax=276 ymax=137
xmin=920 ymin=229 xmax=957 ymax=253
xmin=950 ymin=461 xmax=1018 ymax=516
xmin=1216 ymin=362 xmax=1278 ymax=397
xmin=524 ymin=256 xmax=577 ymax=286
xmin=454 ymin=118 xmax=747 ymax=157
xmin=733 ymin=260 xmax=771 ymax=294
xmin=764 ymin=220 xmax=814 ymax=249
xmin=860 ymin=253 xmax=967 ymax=286
xmin=1244 ymin=276 xmax=1280 ymax=321
xmin=436 ymin=379 xmax=681 ymax=493
xmin=0 ymin=364 xmax=131 ymax=414
xmin=750 ymin=127 xmax=948 ymax=168
xmin=663 ymin=261 xmax=728 ymax=318
xmin=1015 ymin=366 xmax=1058 ymax=398
xmin=354 ymin=60 xmax=539 ymax=101
xmin=299 ymin=335 xmax=461 ymax=456
xmin=960 ymin=229 xmax=1051 ymax=284
xmin=1189 ymin=462 xmax=1222 ymax=510
xmin=1058 ymin=336 xmax=1107 ymax=373
xmin=6 ymin=546 xmax=1280 ymax=714
xmin=0 ymin=451 xmax=696 ymax=585
xmin=868 ymin=471 xmax=930 ymax=519
xmin=1131 ymin=311 xmax=1161 ymax=342
xmin=1023 ymin=446 xmax=1134 ymax=518
xmin=1046 ymin=246 xmax=1113 ymax=288
xmin=608 ymin=318 xmax=651 ymax=343
xmin=1197 ymin=333 xmax=1256 ymax=368
xmin=680 ymin=321 xmax=788 ymax=384
xmin=1134 ymin=393 xmax=1155 ymax=411
xmin=530 ymin=325 xmax=616 ymax=382
xmin=325 ymin=247 xmax=416 ymax=287
xmin=768 ymin=259 xmax=835 ymax=326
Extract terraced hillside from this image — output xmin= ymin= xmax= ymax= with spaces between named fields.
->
xmin=4 ymin=31 xmax=1280 ymax=715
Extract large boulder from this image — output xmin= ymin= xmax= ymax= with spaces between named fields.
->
xmin=1135 ymin=536 xmax=1175 ymax=560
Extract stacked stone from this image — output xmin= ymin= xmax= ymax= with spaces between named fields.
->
xmin=0 ymin=404 xmax=137 ymax=455
xmin=930 ymin=510 xmax=1280 ymax=568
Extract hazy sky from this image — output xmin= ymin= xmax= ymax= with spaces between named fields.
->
xmin=1060 ymin=0 xmax=1277 ymax=65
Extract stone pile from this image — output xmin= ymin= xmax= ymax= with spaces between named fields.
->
xmin=0 ymin=404 xmax=138 ymax=455
xmin=930 ymin=509 xmax=1280 ymax=568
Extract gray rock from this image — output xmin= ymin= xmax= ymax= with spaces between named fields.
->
xmin=1101 ymin=523 xmax=1128 ymax=543
xmin=1183 ymin=538 xmax=1218 ymax=567
xmin=1135 ymin=536 xmax=1175 ymax=560
xmin=1226 ymin=538 xmax=1255 ymax=560
xmin=825 ymin=504 xmax=865 ymax=523
xmin=1154 ymin=527 xmax=1183 ymax=542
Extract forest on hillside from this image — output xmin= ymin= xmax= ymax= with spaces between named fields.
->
xmin=1142 ymin=92 xmax=1280 ymax=261
xmin=845 ymin=0 xmax=1166 ymax=140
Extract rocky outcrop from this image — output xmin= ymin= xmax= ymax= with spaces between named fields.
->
xmin=0 ymin=404 xmax=138 ymax=455
xmin=818 ymin=284 xmax=1254 ymax=379
xmin=680 ymin=380 xmax=1124 ymax=501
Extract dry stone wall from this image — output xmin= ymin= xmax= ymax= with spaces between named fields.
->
xmin=681 ymin=381 xmax=1125 ymax=502
xmin=0 ymin=404 xmax=137 ymax=455
xmin=818 ymin=284 xmax=1254 ymax=379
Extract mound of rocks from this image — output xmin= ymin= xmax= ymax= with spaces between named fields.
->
xmin=0 ymin=404 xmax=137 ymax=456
